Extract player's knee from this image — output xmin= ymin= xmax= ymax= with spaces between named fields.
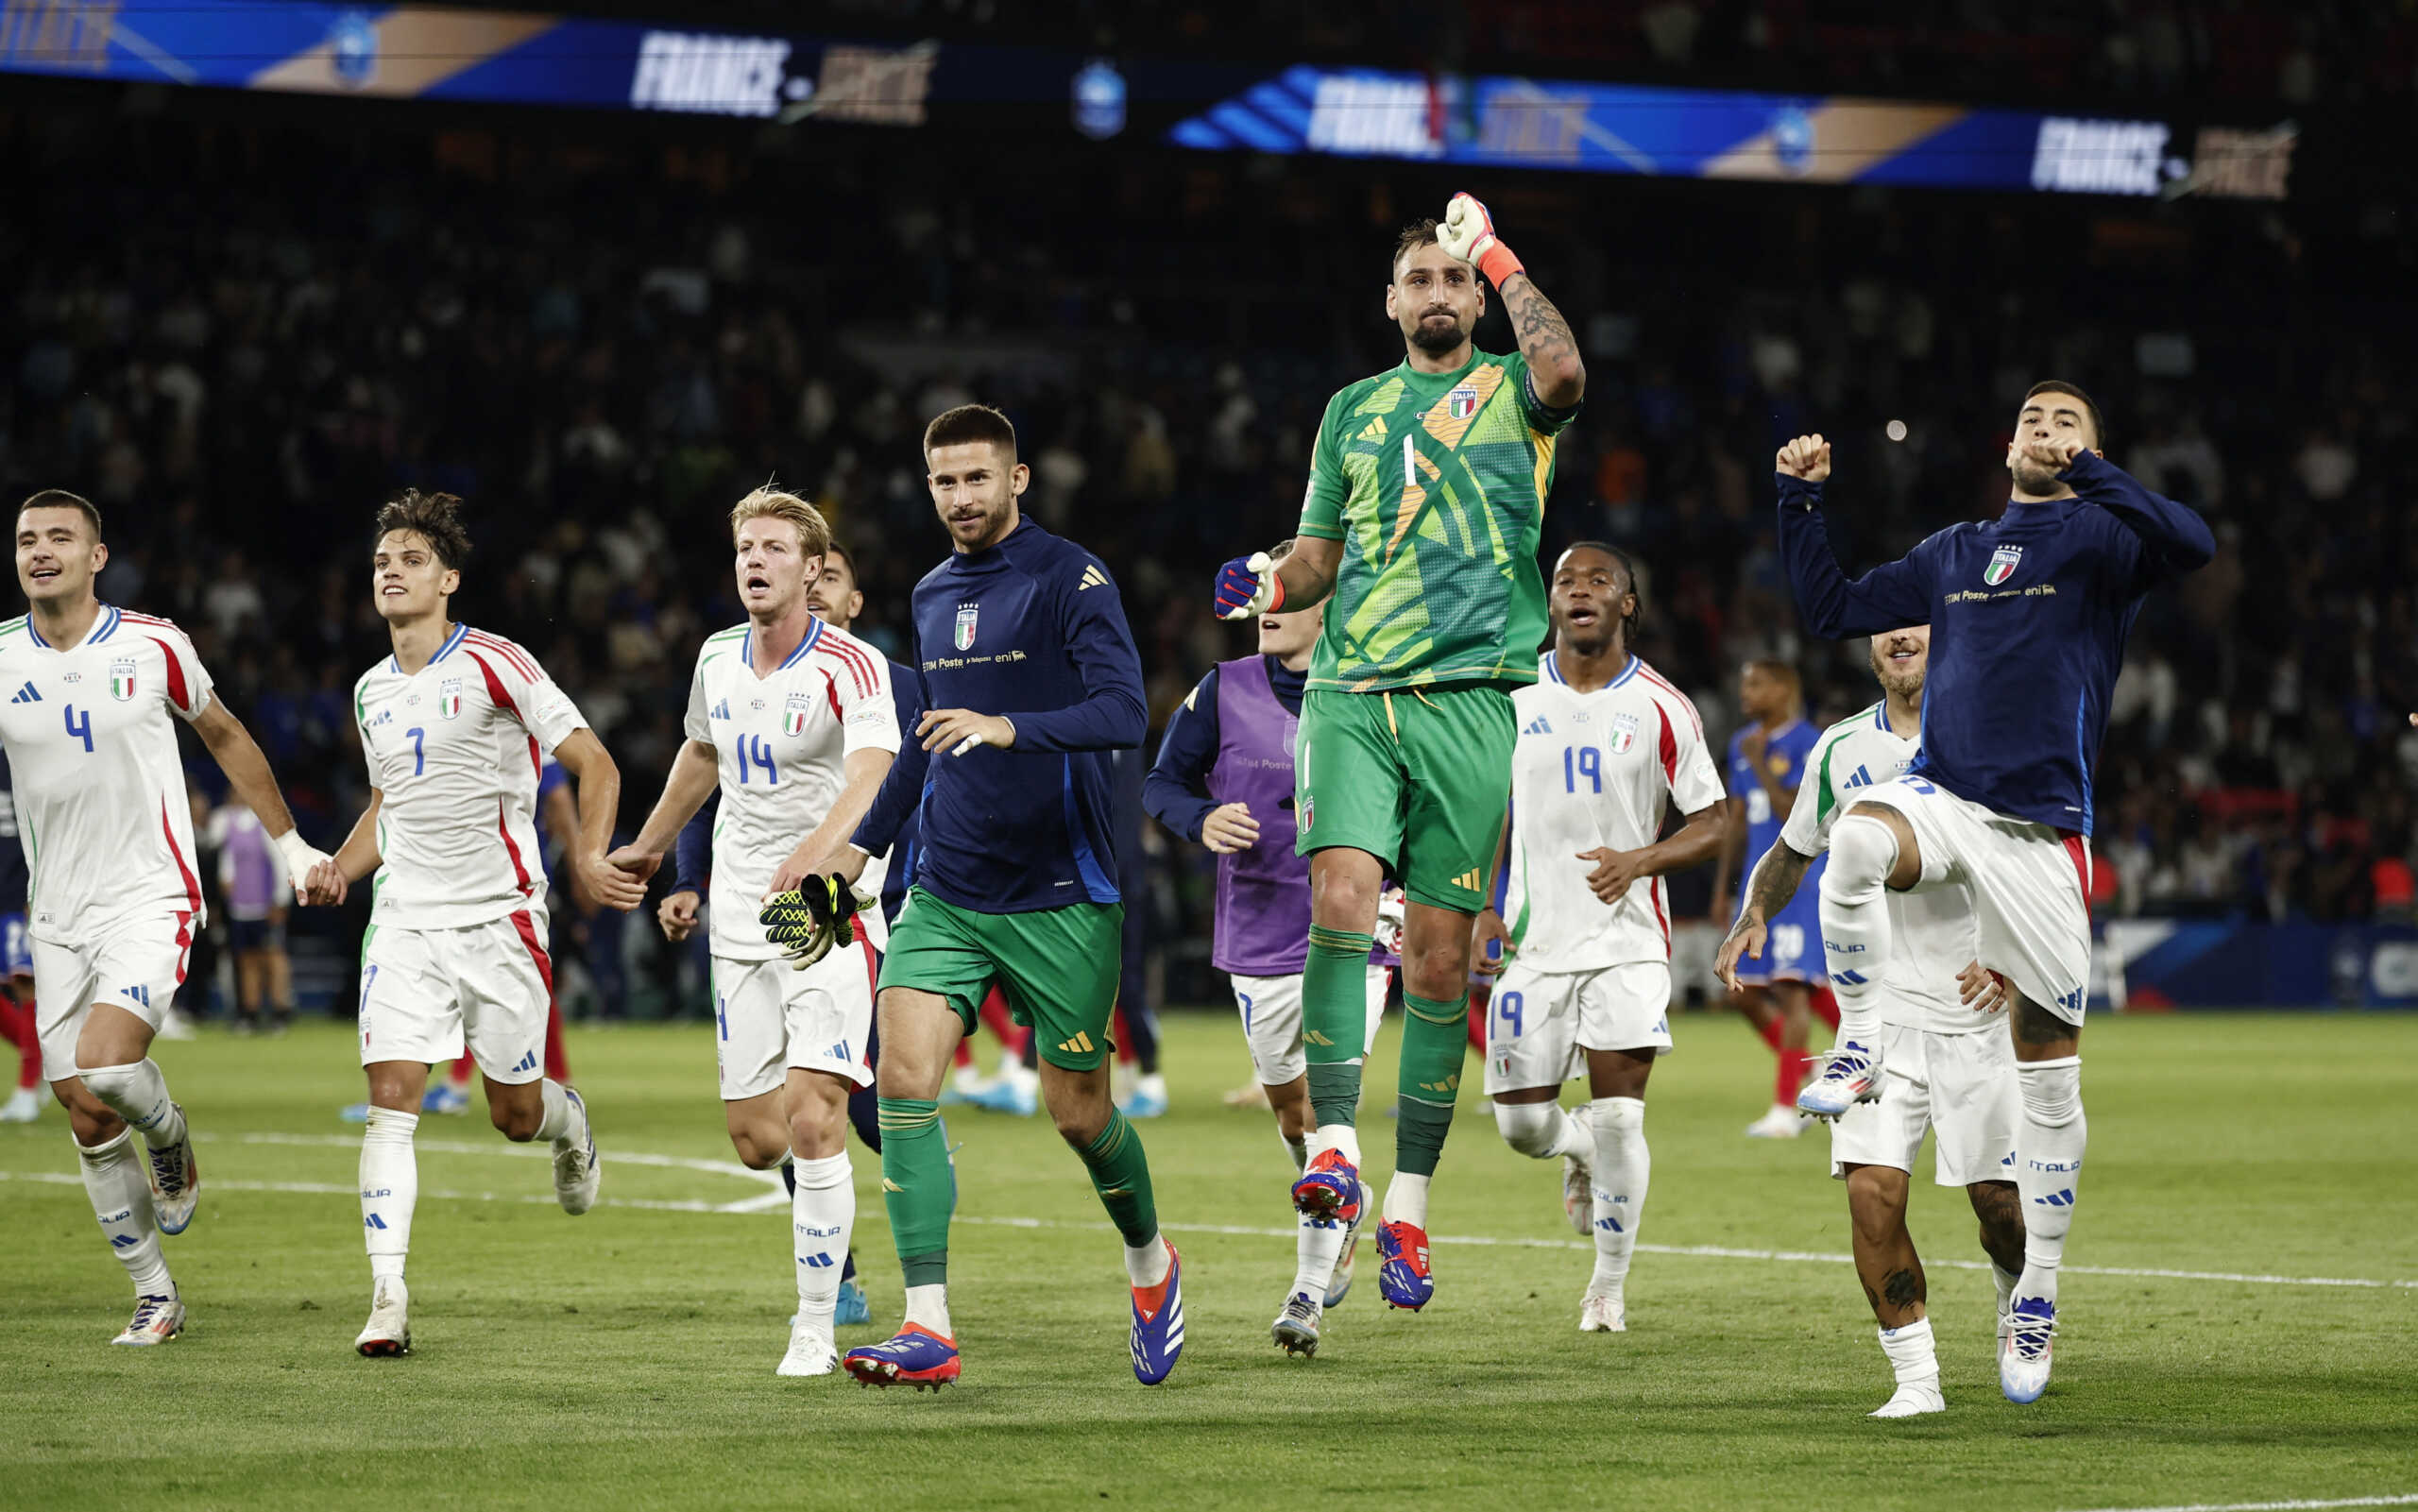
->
xmin=2016 ymin=1055 xmax=2083 ymax=1125
xmin=1493 ymin=1099 xmax=1560 ymax=1158
xmin=786 ymin=1100 xmax=847 ymax=1161
xmin=1824 ymin=814 xmax=1900 ymax=899
xmin=729 ymin=1128 xmax=788 ymax=1169
xmin=68 ymin=1103 xmax=124 ymax=1147
xmin=493 ymin=1100 xmax=543 ymax=1142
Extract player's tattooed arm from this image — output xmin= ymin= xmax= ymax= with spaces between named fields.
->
xmin=1716 ymin=839 xmax=1812 ymax=992
xmin=1498 ymin=274 xmax=1585 ymax=409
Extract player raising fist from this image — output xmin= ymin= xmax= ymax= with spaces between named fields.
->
xmin=1214 ymin=194 xmax=1585 ymax=1327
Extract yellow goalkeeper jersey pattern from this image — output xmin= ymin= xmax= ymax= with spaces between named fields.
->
xmin=1297 ymin=348 xmax=1575 ymax=692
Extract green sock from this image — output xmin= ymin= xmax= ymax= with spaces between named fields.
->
xmin=1077 ymin=1110 xmax=1159 ymax=1249
xmin=1395 ymin=992 xmax=1469 ymax=1178
xmin=1303 ymin=926 xmax=1375 ymax=1126
xmin=877 ymin=1096 xmax=952 ymax=1284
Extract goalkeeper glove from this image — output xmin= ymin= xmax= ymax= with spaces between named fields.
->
xmin=758 ymin=875 xmax=861 ymax=971
xmin=1214 ymin=552 xmax=1284 ymax=621
xmin=1439 ymin=192 xmax=1524 ymax=289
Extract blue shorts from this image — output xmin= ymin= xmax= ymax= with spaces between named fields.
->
xmin=230 ymin=917 xmax=284 ymax=953
xmin=0 ymin=912 xmax=28 ymax=980
xmin=1731 ymin=885 xmax=1827 ymax=987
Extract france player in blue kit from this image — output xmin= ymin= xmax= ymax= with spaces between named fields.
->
xmin=1713 ymin=659 xmax=1830 ymax=1138
xmin=1777 ymin=382 xmax=2212 ymax=1404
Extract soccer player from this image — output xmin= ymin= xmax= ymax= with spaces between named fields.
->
xmin=1145 ymin=537 xmax=1392 ymax=1355
xmin=1717 ymin=625 xmax=2029 ymax=1416
xmin=1711 ymin=660 xmax=1829 ymax=1138
xmin=0 ymin=748 xmax=41 ymax=1123
xmin=312 ymin=489 xmax=641 ymax=1358
xmin=842 ymin=403 xmax=1174 ymax=1390
xmin=4 ymin=488 xmax=332 ymax=1345
xmin=1777 ymin=383 xmax=2213 ymax=1402
xmin=1471 ymin=544 xmax=1725 ymax=1333
xmin=1213 ymin=193 xmax=1585 ymax=1315
xmin=618 ymin=500 xmax=901 ymax=1375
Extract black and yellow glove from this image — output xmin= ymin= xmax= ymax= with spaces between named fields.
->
xmin=758 ymin=875 xmax=861 ymax=971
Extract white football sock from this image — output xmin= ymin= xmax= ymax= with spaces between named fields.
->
xmin=791 ymin=1152 xmax=853 ymax=1329
xmin=1587 ymin=1096 xmax=1649 ymax=1293
xmin=77 ymin=1129 xmax=170 ymax=1297
xmin=1281 ymin=1130 xmax=1307 ymax=1173
xmin=360 ymin=1107 xmax=417 ymax=1282
xmin=533 ymin=1079 xmax=581 ymax=1145
xmin=1305 ymin=1122 xmax=1361 ymax=1171
xmin=77 ymin=1059 xmax=186 ymax=1148
xmin=2014 ymin=1056 xmax=2086 ymax=1308
xmin=1818 ymin=815 xmax=1900 ymax=1045
xmin=1993 ymin=1262 xmax=2019 ymax=1319
xmin=1290 ymin=1189 xmax=1350 ymax=1300
xmin=903 ymin=1283 xmax=951 ymax=1338
xmin=1494 ymin=1100 xmax=1589 ymax=1161
xmin=1381 ymin=1171 xmax=1429 ymax=1228
xmin=1879 ymin=1316 xmax=1939 ymax=1388
xmin=1124 ymin=1234 xmax=1171 ymax=1288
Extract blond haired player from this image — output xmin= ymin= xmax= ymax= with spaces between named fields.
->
xmin=3 ymin=488 xmax=333 ymax=1346
xmin=315 ymin=489 xmax=642 ymax=1357
xmin=609 ymin=487 xmax=898 ymax=1378
xmin=1472 ymin=544 xmax=1725 ymax=1333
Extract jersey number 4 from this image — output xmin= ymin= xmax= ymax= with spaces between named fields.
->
xmin=63 ymin=704 xmax=94 ymax=753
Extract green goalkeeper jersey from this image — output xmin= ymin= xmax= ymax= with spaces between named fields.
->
xmin=1297 ymin=348 xmax=1576 ymax=692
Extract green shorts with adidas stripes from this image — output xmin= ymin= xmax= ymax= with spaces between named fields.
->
xmin=877 ymin=887 xmax=1124 ymax=1071
xmin=1295 ymin=683 xmax=1517 ymax=915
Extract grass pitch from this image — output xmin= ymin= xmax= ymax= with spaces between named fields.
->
xmin=3 ymin=1011 xmax=2412 ymax=1512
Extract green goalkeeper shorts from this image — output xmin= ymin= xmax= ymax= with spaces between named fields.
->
xmin=877 ymin=888 xmax=1124 ymax=1070
xmin=1295 ymin=682 xmax=1516 ymax=915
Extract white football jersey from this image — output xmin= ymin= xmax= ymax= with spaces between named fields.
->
xmin=684 ymin=619 xmax=900 ymax=960
xmin=1779 ymin=701 xmax=1984 ymax=1033
xmin=0 ymin=605 xmax=215 ymax=943
xmin=356 ymin=624 xmax=586 ymax=930
xmin=1504 ymin=653 xmax=1723 ymax=973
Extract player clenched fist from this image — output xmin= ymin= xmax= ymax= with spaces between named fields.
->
xmin=1775 ymin=433 xmax=1831 ymax=482
xmin=1438 ymin=191 xmax=1525 ymax=289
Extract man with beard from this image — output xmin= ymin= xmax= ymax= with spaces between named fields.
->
xmin=1717 ymin=626 xmax=2028 ymax=1418
xmin=1472 ymin=543 xmax=1724 ymax=1334
xmin=840 ymin=403 xmax=1176 ymax=1389
xmin=1212 ymin=195 xmax=1585 ymax=1322
xmin=1777 ymin=383 xmax=2212 ymax=1402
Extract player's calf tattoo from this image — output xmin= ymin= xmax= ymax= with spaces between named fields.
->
xmin=1882 ymin=1266 xmax=1924 ymax=1310
xmin=2012 ymin=994 xmax=2074 ymax=1049
xmin=1967 ymin=1180 xmax=2026 ymax=1273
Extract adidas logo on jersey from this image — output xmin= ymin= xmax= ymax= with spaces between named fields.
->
xmin=1078 ymin=565 xmax=1109 ymax=591
xmin=1453 ymin=868 xmax=1484 ymax=892
xmin=710 ymin=699 xmax=731 ymax=721
xmin=1057 ymin=1030 xmax=1097 ymax=1056
xmin=1843 ymin=763 xmax=1874 ymax=789
xmin=9 ymin=682 xmax=37 ymax=704
xmin=1522 ymin=716 xmax=1553 ymax=736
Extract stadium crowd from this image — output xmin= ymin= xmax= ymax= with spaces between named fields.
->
xmin=2 ymin=109 xmax=2409 ymax=1011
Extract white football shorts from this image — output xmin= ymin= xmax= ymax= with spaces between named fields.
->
xmin=34 ymin=909 xmax=196 ymax=1081
xmin=358 ymin=909 xmax=554 ymax=1084
xmin=1484 ymin=960 xmax=1672 ymax=1096
xmin=1830 ymin=1021 xmax=2019 ymax=1188
xmin=1844 ymin=774 xmax=2093 ymax=1026
xmin=1230 ymin=965 xmax=1392 ymax=1086
xmin=712 ymin=938 xmax=877 ymax=1101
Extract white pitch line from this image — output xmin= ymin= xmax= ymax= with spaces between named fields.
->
xmin=8 ymin=1142 xmax=2412 ymax=1291
xmin=2063 ymin=1497 xmax=2418 ymax=1512
xmin=947 ymin=1215 xmax=2418 ymax=1292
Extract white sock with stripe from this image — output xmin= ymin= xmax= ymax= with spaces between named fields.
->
xmin=360 ymin=1107 xmax=417 ymax=1282
xmin=77 ymin=1129 xmax=171 ymax=1297
xmin=791 ymin=1151 xmax=853 ymax=1334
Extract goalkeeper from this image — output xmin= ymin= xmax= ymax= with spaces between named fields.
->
xmin=605 ymin=486 xmax=900 ymax=1380
xmin=1213 ymin=194 xmax=1586 ymax=1320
